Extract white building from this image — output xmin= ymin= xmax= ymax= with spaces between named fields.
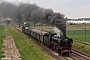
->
xmin=67 ymin=18 xmax=90 ymax=24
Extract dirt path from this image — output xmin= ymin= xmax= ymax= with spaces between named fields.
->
xmin=1 ymin=36 xmax=21 ymax=60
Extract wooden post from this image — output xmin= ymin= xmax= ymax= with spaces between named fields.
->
xmin=84 ymin=22 xmax=86 ymax=46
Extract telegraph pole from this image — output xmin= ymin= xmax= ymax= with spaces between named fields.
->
xmin=84 ymin=22 xmax=86 ymax=46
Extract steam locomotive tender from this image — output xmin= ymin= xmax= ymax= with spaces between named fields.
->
xmin=22 ymin=26 xmax=73 ymax=56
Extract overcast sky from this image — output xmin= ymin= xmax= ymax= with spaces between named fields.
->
xmin=4 ymin=0 xmax=90 ymax=18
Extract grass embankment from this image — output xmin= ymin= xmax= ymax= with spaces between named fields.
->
xmin=0 ymin=25 xmax=5 ymax=59
xmin=8 ymin=26 xmax=54 ymax=60
xmin=72 ymin=41 xmax=90 ymax=55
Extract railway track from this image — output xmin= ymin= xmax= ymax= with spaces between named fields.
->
xmin=71 ymin=48 xmax=90 ymax=60
xmin=74 ymin=40 xmax=90 ymax=45
xmin=63 ymin=56 xmax=75 ymax=60
xmin=62 ymin=48 xmax=90 ymax=60
xmin=16 ymin=27 xmax=90 ymax=60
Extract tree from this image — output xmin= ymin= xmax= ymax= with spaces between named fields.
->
xmin=6 ymin=20 xmax=11 ymax=25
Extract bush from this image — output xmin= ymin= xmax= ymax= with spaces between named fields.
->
xmin=0 ymin=50 xmax=5 ymax=58
xmin=70 ymin=23 xmax=76 ymax=25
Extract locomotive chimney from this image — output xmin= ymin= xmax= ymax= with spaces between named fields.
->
xmin=63 ymin=32 xmax=66 ymax=37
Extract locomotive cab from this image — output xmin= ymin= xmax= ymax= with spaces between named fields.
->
xmin=22 ymin=26 xmax=25 ymax=32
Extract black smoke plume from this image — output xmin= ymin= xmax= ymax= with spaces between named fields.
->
xmin=50 ymin=13 xmax=66 ymax=37
xmin=0 ymin=1 xmax=66 ymax=36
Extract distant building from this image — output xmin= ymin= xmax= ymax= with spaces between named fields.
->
xmin=67 ymin=18 xmax=90 ymax=24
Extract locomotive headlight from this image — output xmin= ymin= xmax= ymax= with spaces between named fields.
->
xmin=65 ymin=39 xmax=68 ymax=42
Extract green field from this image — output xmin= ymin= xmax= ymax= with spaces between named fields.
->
xmin=66 ymin=30 xmax=90 ymax=55
xmin=66 ymin=23 xmax=90 ymax=42
xmin=0 ymin=25 xmax=5 ymax=59
xmin=66 ymin=30 xmax=90 ymax=42
xmin=8 ymin=26 xmax=54 ymax=60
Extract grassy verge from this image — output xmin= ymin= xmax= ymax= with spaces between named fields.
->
xmin=8 ymin=26 xmax=54 ymax=60
xmin=0 ymin=25 xmax=5 ymax=59
xmin=72 ymin=41 xmax=90 ymax=55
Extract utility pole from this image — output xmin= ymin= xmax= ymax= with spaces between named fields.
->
xmin=84 ymin=22 xmax=86 ymax=46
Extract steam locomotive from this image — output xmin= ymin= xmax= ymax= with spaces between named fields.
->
xmin=22 ymin=26 xmax=73 ymax=56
